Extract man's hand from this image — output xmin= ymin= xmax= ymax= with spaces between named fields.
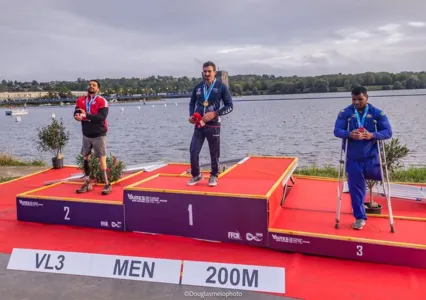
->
xmin=188 ymin=116 xmax=195 ymax=124
xmin=202 ymin=111 xmax=216 ymax=122
xmin=349 ymin=130 xmax=361 ymax=140
xmin=79 ymin=109 xmax=87 ymax=118
xmin=350 ymin=129 xmax=374 ymax=140
xmin=360 ymin=131 xmax=374 ymax=140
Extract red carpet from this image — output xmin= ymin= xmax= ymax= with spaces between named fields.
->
xmin=134 ymin=175 xmax=276 ymax=196
xmin=1 ymin=164 xmax=426 ymax=299
xmin=269 ymin=177 xmax=426 ymax=246
xmin=281 ymin=177 xmax=426 ymax=219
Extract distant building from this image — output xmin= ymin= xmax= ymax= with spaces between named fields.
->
xmin=215 ymin=70 xmax=229 ymax=87
xmin=0 ymin=91 xmax=85 ymax=100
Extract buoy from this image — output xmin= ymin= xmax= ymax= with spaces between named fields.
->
xmin=176 ymin=103 xmax=178 ymax=106
xmin=15 ymin=116 xmax=21 ymax=122
xmin=51 ymin=113 xmax=55 ymax=118
xmin=164 ymin=104 xmax=167 ymax=107
xmin=152 ymin=105 xmax=155 ymax=108
xmin=121 ymin=108 xmax=124 ymax=111
xmin=138 ymin=106 xmax=141 ymax=110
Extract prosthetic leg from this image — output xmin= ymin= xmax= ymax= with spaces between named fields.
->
xmin=335 ymin=119 xmax=395 ymax=233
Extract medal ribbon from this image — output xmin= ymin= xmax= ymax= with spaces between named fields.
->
xmin=203 ymin=78 xmax=216 ymax=104
xmin=354 ymin=104 xmax=369 ymax=129
xmin=86 ymin=95 xmax=97 ymax=114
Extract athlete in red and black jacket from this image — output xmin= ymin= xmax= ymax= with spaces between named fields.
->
xmin=74 ymin=80 xmax=111 ymax=195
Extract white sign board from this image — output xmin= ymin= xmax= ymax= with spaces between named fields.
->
xmin=7 ymin=248 xmax=181 ymax=284
xmin=181 ymin=260 xmax=285 ymax=293
xmin=7 ymin=248 xmax=286 ymax=294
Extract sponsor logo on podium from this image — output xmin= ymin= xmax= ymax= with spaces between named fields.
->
xmin=227 ymin=230 xmax=242 ymax=240
xmin=246 ymin=232 xmax=263 ymax=242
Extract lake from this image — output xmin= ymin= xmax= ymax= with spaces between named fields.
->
xmin=1 ymin=89 xmax=425 ymax=169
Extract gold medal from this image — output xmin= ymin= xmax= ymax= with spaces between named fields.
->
xmin=203 ymin=101 xmax=209 ymax=107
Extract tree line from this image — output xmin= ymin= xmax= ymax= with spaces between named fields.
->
xmin=1 ymin=71 xmax=425 ymax=97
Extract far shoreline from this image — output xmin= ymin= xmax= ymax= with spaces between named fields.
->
xmin=1 ymin=88 xmax=426 ymax=108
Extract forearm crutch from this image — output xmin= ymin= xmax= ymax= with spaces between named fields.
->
xmin=374 ymin=120 xmax=395 ymax=233
xmin=335 ymin=118 xmax=350 ymax=229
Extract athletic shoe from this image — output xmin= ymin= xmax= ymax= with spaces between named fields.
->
xmin=76 ymin=180 xmax=93 ymax=193
xmin=102 ymin=183 xmax=112 ymax=195
xmin=187 ymin=174 xmax=203 ymax=186
xmin=352 ymin=219 xmax=366 ymax=230
xmin=208 ymin=176 xmax=218 ymax=187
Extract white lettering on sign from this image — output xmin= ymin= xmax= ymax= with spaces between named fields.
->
xmin=7 ymin=248 xmax=91 ymax=276
xmin=18 ymin=199 xmax=43 ymax=207
xmin=127 ymin=194 xmax=167 ymax=204
xmin=181 ymin=261 xmax=285 ymax=294
xmin=7 ymin=248 xmax=181 ymax=284
xmin=7 ymin=248 xmax=286 ymax=293
xmin=228 ymin=231 xmax=242 ymax=240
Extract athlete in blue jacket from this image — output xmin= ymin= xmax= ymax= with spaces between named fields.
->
xmin=334 ymin=86 xmax=392 ymax=230
xmin=188 ymin=61 xmax=233 ymax=187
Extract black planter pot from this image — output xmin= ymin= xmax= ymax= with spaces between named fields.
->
xmin=52 ymin=157 xmax=64 ymax=169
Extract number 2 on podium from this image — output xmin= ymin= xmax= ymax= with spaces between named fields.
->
xmin=64 ymin=206 xmax=70 ymax=220
xmin=188 ymin=204 xmax=193 ymax=226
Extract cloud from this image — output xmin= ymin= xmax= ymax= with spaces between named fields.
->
xmin=1 ymin=0 xmax=426 ymax=81
xmin=408 ymin=21 xmax=426 ymax=27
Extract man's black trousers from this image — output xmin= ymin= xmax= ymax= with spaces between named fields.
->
xmin=190 ymin=126 xmax=221 ymax=178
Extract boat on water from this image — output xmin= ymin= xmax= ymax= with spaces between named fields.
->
xmin=5 ymin=109 xmax=28 ymax=116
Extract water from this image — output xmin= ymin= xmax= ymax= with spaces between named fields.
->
xmin=1 ymin=89 xmax=425 ymax=168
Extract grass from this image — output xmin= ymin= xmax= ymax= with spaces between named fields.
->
xmin=295 ymin=164 xmax=426 ymax=183
xmin=0 ymin=176 xmax=18 ymax=183
xmin=0 ymin=153 xmax=46 ymax=167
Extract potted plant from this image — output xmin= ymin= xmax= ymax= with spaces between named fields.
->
xmin=76 ymin=153 xmax=126 ymax=183
xmin=36 ymin=118 xmax=70 ymax=169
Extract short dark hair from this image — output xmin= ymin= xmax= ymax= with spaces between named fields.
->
xmin=203 ymin=61 xmax=216 ymax=71
xmin=89 ymin=79 xmax=100 ymax=89
xmin=351 ymin=86 xmax=367 ymax=96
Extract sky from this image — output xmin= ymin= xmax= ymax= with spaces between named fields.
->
xmin=1 ymin=0 xmax=426 ymax=82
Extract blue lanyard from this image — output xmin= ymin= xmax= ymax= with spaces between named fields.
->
xmin=86 ymin=95 xmax=97 ymax=114
xmin=354 ymin=104 xmax=369 ymax=128
xmin=203 ymin=78 xmax=216 ymax=102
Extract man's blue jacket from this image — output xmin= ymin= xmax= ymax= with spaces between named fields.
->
xmin=334 ymin=103 xmax=392 ymax=160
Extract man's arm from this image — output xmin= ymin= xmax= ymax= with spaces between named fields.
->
xmin=372 ymin=111 xmax=392 ymax=140
xmin=85 ymin=107 xmax=108 ymax=122
xmin=334 ymin=110 xmax=351 ymax=139
xmin=215 ymin=85 xmax=233 ymax=116
xmin=189 ymin=88 xmax=196 ymax=116
xmin=74 ymin=99 xmax=81 ymax=116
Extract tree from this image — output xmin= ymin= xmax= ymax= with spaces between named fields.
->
xmin=35 ymin=118 xmax=70 ymax=169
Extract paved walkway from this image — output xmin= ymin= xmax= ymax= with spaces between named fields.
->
xmin=0 ymin=166 xmax=48 ymax=178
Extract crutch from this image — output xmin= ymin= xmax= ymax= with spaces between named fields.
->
xmin=335 ymin=118 xmax=350 ymax=229
xmin=374 ymin=120 xmax=395 ymax=233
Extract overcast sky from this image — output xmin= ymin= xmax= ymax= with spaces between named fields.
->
xmin=1 ymin=0 xmax=426 ymax=81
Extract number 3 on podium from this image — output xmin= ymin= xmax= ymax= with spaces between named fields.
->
xmin=188 ymin=204 xmax=193 ymax=226
xmin=356 ymin=245 xmax=363 ymax=256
